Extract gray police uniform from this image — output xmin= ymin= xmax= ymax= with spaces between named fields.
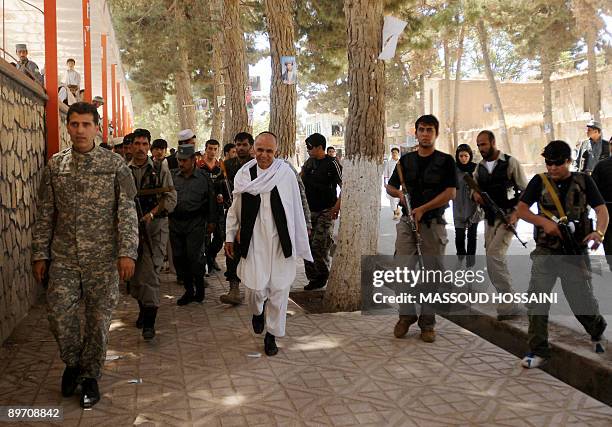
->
xmin=32 ymin=145 xmax=138 ymax=378
xmin=170 ymin=168 xmax=217 ymax=298
xmin=129 ymin=158 xmax=177 ymax=307
xmin=17 ymin=59 xmax=44 ymax=84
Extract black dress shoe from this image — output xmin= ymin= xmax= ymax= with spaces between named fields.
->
xmin=80 ymin=378 xmax=100 ymax=408
xmin=264 ymin=332 xmax=278 ymax=356
xmin=252 ymin=300 xmax=266 ymax=334
xmin=177 ymin=293 xmax=194 ymax=306
xmin=304 ymin=280 xmax=326 ymax=291
xmin=61 ymin=365 xmax=80 ymax=397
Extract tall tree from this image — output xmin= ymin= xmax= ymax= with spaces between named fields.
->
xmin=223 ymin=0 xmax=250 ymax=138
xmin=209 ymin=0 xmax=225 ymax=141
xmin=452 ymin=23 xmax=465 ymax=150
xmin=323 ymin=0 xmax=385 ymax=312
xmin=174 ymin=2 xmax=197 ymax=131
xmin=210 ymin=38 xmax=224 ymax=141
xmin=476 ymin=19 xmax=511 ymax=153
xmin=498 ymin=0 xmax=576 ymax=142
xmin=265 ymin=0 xmax=297 ymax=158
xmin=572 ymin=0 xmax=605 ymax=122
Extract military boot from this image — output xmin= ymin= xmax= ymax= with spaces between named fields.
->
xmin=136 ymin=300 xmax=144 ymax=329
xmin=80 ymin=378 xmax=100 ymax=408
xmin=61 ymin=365 xmax=80 ymax=397
xmin=142 ymin=307 xmax=158 ymax=341
xmin=220 ymin=281 xmax=242 ymax=305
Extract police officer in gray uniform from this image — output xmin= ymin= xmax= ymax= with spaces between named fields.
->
xmin=129 ymin=128 xmax=177 ymax=340
xmin=170 ymin=144 xmax=217 ymax=305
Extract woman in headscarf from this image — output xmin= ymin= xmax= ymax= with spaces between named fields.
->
xmin=453 ymin=144 xmax=482 ymax=263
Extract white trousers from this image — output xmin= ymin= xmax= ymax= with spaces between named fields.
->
xmin=246 ymin=286 xmax=291 ymax=337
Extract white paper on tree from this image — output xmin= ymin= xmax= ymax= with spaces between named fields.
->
xmin=379 ymin=16 xmax=408 ymax=60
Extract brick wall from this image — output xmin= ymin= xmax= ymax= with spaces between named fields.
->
xmin=0 ymin=60 xmax=48 ymax=343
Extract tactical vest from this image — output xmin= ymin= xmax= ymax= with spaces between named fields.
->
xmin=477 ymin=155 xmax=520 ymax=223
xmin=403 ymin=150 xmax=449 ymax=221
xmin=136 ymin=162 xmax=163 ymax=214
xmin=535 ymin=173 xmax=591 ymax=250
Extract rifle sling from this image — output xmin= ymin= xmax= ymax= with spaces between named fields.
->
xmin=538 ymin=173 xmax=568 ymax=223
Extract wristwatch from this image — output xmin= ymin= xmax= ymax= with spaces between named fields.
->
xmin=595 ymin=230 xmax=605 ymax=240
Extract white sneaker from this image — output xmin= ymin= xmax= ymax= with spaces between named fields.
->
xmin=521 ymin=353 xmax=547 ymax=369
xmin=593 ymin=338 xmax=606 ymax=354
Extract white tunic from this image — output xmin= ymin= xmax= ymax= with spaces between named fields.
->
xmin=62 ymin=69 xmax=81 ymax=88
xmin=226 ymin=161 xmax=312 ymax=292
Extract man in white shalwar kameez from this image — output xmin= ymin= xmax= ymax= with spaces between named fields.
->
xmin=225 ymin=132 xmax=312 ymax=356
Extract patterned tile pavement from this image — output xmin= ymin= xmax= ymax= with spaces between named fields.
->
xmin=1 ymin=265 xmax=612 ymax=426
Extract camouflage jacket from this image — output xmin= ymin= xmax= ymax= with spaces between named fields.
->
xmin=32 ymin=144 xmax=139 ymax=264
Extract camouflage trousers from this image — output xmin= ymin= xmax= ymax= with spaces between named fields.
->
xmin=130 ymin=218 xmax=166 ymax=307
xmin=305 ymin=209 xmax=335 ymax=283
xmin=46 ymin=261 xmax=119 ymax=378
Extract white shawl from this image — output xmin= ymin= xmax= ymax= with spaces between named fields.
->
xmin=233 ymin=158 xmax=312 ymax=262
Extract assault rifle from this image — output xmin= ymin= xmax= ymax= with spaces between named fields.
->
xmin=219 ymin=161 xmax=233 ymax=207
xmin=556 ymin=220 xmax=583 ymax=256
xmin=395 ymin=162 xmax=425 ymax=267
xmin=134 ymin=198 xmax=154 ymax=257
xmin=464 ymin=175 xmax=527 ymax=248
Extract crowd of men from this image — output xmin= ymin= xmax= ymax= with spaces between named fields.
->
xmin=30 ymin=102 xmax=342 ymax=408
xmin=29 ymin=98 xmax=612 ymax=408
xmin=385 ymin=114 xmax=611 ymax=370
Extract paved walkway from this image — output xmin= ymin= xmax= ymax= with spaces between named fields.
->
xmin=1 ymin=267 xmax=612 ymax=426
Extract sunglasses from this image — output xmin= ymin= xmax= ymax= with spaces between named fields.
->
xmin=306 ymin=144 xmax=313 ymax=150
xmin=545 ymin=159 xmax=567 ymax=166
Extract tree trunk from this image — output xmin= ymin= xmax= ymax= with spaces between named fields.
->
xmin=210 ymin=32 xmax=224 ymax=142
xmin=443 ymin=36 xmax=452 ymax=153
xmin=223 ymin=0 xmax=250 ymax=139
xmin=264 ymin=0 xmax=297 ymax=159
xmin=175 ymin=53 xmax=197 ymax=131
xmin=476 ymin=20 xmax=511 ymax=154
xmin=585 ymin=26 xmax=600 ymax=122
xmin=452 ymin=24 xmax=465 ymax=152
xmin=174 ymin=3 xmax=196 ymax=131
xmin=541 ymin=50 xmax=555 ymax=142
xmin=323 ymin=0 xmax=385 ymax=312
xmin=418 ymin=74 xmax=425 ymax=117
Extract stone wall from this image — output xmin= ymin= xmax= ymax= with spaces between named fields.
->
xmin=0 ymin=60 xmax=48 ymax=343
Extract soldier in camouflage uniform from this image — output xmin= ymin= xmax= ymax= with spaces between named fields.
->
xmin=301 ymin=133 xmax=342 ymax=290
xmin=31 ymin=102 xmax=139 ymax=409
xmin=129 ymin=128 xmax=177 ymax=340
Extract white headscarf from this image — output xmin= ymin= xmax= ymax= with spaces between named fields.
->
xmin=233 ymin=158 xmax=312 ymax=262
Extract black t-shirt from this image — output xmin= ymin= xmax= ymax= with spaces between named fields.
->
xmin=591 ymin=158 xmax=612 ymax=205
xmin=387 ymin=151 xmax=457 ymax=208
xmin=301 ymin=155 xmax=343 ymax=212
xmin=520 ymin=173 xmax=604 ymax=209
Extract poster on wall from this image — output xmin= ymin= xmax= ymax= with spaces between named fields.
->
xmin=281 ymin=56 xmax=297 ymax=85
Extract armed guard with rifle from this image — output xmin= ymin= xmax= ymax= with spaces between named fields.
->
xmin=472 ymin=130 xmax=528 ymax=320
xmin=129 ymin=128 xmax=177 ymax=340
xmin=385 ymin=114 xmax=457 ymax=344
xmin=516 ymin=139 xmax=608 ymax=369
xmin=219 ymin=132 xmax=255 ymax=305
